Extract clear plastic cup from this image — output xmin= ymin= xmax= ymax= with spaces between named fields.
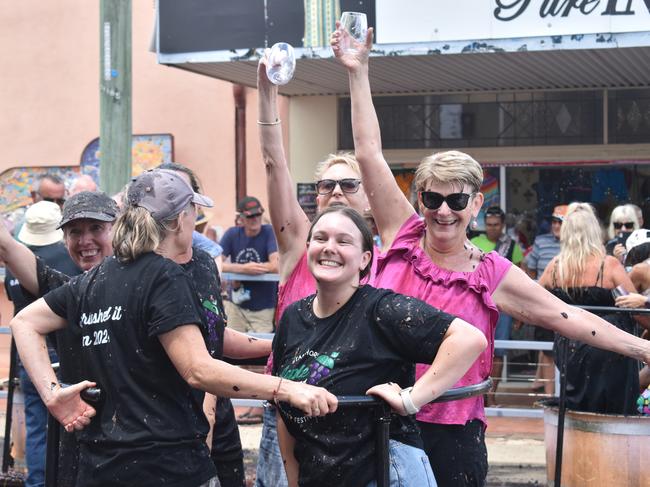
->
xmin=266 ymin=42 xmax=296 ymax=86
xmin=340 ymin=12 xmax=368 ymax=53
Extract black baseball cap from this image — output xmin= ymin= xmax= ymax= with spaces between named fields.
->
xmin=58 ymin=191 xmax=119 ymax=229
xmin=237 ymin=196 xmax=264 ymax=217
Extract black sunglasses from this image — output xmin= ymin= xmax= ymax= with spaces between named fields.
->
xmin=315 ymin=178 xmax=361 ymax=195
xmin=613 ymin=221 xmax=635 ymax=230
xmin=42 ymin=197 xmax=66 ymax=206
xmin=420 ymin=191 xmax=473 ymax=211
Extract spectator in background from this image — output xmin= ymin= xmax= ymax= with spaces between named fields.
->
xmin=606 ymin=204 xmax=641 ymax=262
xmin=525 ymin=204 xmax=567 ymax=396
xmin=629 ymin=203 xmax=644 ymax=228
xmin=471 ymin=206 xmax=524 ymax=404
xmin=70 ymin=174 xmax=97 ymax=195
xmin=31 ymin=173 xmax=66 ymax=208
xmin=221 ymin=196 xmax=279 ymax=425
xmin=14 ymin=173 xmax=67 ymax=238
xmin=4 ymin=201 xmax=80 ymax=487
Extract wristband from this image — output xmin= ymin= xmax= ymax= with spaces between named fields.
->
xmin=257 ymin=119 xmax=281 ymax=125
xmin=399 ymin=387 xmax=419 ymax=415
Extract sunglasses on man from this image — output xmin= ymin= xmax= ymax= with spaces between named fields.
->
xmin=613 ymin=221 xmax=635 ymax=230
xmin=420 ymin=191 xmax=473 ymax=211
xmin=42 ymin=197 xmax=66 ymax=206
xmin=315 ymin=178 xmax=362 ymax=195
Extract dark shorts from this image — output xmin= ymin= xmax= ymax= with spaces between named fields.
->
xmin=418 ymin=419 xmax=487 ymax=487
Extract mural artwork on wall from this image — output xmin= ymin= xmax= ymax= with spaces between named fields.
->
xmin=0 ymin=134 xmax=174 ymax=216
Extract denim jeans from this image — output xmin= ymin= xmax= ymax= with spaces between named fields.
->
xmin=19 ymin=365 xmax=48 ymax=487
xmin=366 ymin=440 xmax=437 ymax=487
xmin=254 ymin=406 xmax=288 ymax=487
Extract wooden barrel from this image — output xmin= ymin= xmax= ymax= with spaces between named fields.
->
xmin=543 ymin=406 xmax=650 ymax=486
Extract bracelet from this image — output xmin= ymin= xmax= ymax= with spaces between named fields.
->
xmin=273 ymin=376 xmax=284 ymax=405
xmin=257 ymin=119 xmax=281 ymax=125
xmin=399 ymin=387 xmax=419 ymax=415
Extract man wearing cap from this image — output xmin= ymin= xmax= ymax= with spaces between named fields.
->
xmin=524 ymin=204 xmax=567 ymax=396
xmin=4 ymin=201 xmax=80 ymax=487
xmin=525 ymin=204 xmax=567 ymax=280
xmin=220 ymin=196 xmax=279 ymax=334
xmin=0 ymin=191 xmax=119 ymax=486
xmin=471 ymin=206 xmax=524 ymax=404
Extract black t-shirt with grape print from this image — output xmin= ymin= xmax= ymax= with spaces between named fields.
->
xmin=272 ymin=285 xmax=454 ymax=487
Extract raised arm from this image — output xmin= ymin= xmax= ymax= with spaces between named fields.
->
xmin=0 ymin=220 xmax=39 ymax=295
xmin=257 ymin=59 xmax=311 ymax=281
xmin=331 ymin=26 xmax=416 ymax=249
xmin=160 ymin=324 xmax=337 ymax=416
xmin=493 ymin=265 xmax=650 ymax=363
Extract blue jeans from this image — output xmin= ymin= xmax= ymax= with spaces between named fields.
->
xmin=255 ymin=407 xmax=288 ymax=487
xmin=366 ymin=440 xmax=437 ymax=487
xmin=19 ymin=365 xmax=48 ymax=487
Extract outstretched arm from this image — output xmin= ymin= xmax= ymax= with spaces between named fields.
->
xmin=0 ymin=220 xmax=39 ymax=295
xmin=160 ymin=324 xmax=338 ymax=416
xmin=331 ymin=25 xmax=416 ymax=250
xmin=257 ymin=58 xmax=311 ymax=282
xmin=494 ymin=265 xmax=650 ymax=363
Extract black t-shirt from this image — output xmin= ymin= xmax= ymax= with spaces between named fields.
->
xmin=272 ymin=285 xmax=454 ymax=487
xmin=43 ymin=252 xmax=216 ymax=487
xmin=5 ymin=242 xmax=80 ymax=357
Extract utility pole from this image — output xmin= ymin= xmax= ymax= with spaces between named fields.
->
xmin=99 ymin=0 xmax=132 ymax=195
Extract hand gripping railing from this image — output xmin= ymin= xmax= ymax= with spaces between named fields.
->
xmin=334 ymin=379 xmax=492 ymax=487
xmin=43 ymin=380 xmax=490 ymax=487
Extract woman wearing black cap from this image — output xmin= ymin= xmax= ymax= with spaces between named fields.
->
xmin=11 ymin=169 xmax=336 ymax=487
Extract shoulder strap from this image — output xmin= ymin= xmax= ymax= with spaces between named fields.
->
xmin=595 ymin=258 xmax=605 ymax=286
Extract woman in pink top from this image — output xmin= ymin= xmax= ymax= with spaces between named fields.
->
xmin=255 ymin=54 xmax=375 ymax=486
xmin=332 ymin=26 xmax=650 ymax=487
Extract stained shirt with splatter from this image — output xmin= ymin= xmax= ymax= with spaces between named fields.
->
xmin=375 ymin=214 xmax=511 ymax=426
xmin=272 ymin=285 xmax=453 ymax=487
xmin=43 ymin=252 xmax=216 ymax=487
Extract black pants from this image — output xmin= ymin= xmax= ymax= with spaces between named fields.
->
xmin=418 ymin=419 xmax=487 ymax=487
xmin=211 ymin=397 xmax=245 ymax=487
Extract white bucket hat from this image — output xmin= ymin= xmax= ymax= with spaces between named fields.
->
xmin=18 ymin=201 xmax=64 ymax=246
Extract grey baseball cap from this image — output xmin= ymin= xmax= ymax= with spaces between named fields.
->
xmin=127 ymin=169 xmax=213 ymax=221
xmin=58 ymin=191 xmax=119 ymax=229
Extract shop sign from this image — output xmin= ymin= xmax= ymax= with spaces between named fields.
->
xmin=377 ymin=0 xmax=650 ymax=44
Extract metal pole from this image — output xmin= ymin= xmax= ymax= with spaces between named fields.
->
xmin=1 ymin=340 xmax=18 ymax=472
xmin=554 ymin=336 xmax=569 ymax=487
xmin=99 ymin=0 xmax=132 ymax=195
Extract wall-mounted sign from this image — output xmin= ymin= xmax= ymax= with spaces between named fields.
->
xmin=376 ymin=0 xmax=650 ymax=44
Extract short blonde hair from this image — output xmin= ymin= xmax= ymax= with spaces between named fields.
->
xmin=414 ymin=150 xmax=483 ymax=193
xmin=314 ymin=153 xmax=360 ymax=181
xmin=607 ymin=204 xmax=640 ymax=239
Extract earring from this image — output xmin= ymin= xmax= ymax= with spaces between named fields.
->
xmin=470 ymin=218 xmax=478 ymax=230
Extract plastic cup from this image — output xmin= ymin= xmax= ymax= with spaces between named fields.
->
xmin=340 ymin=12 xmax=368 ymax=53
xmin=265 ymin=42 xmax=296 ymax=86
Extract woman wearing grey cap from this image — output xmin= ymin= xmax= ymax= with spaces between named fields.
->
xmin=11 ymin=169 xmax=337 ymax=487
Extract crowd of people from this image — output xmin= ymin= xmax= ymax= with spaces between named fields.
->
xmin=1 ymin=25 xmax=650 ymax=487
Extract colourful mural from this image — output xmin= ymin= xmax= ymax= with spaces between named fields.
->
xmin=0 ymin=166 xmax=81 ymax=214
xmin=1 ymin=134 xmax=173 ymax=216
xmin=80 ymin=133 xmax=174 ymax=183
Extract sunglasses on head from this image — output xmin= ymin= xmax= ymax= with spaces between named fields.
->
xmin=43 ymin=197 xmax=66 ymax=206
xmin=420 ymin=191 xmax=473 ymax=211
xmin=315 ymin=178 xmax=361 ymax=195
xmin=613 ymin=221 xmax=635 ymax=230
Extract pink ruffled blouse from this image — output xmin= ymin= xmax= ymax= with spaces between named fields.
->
xmin=375 ymin=214 xmax=511 ymax=426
